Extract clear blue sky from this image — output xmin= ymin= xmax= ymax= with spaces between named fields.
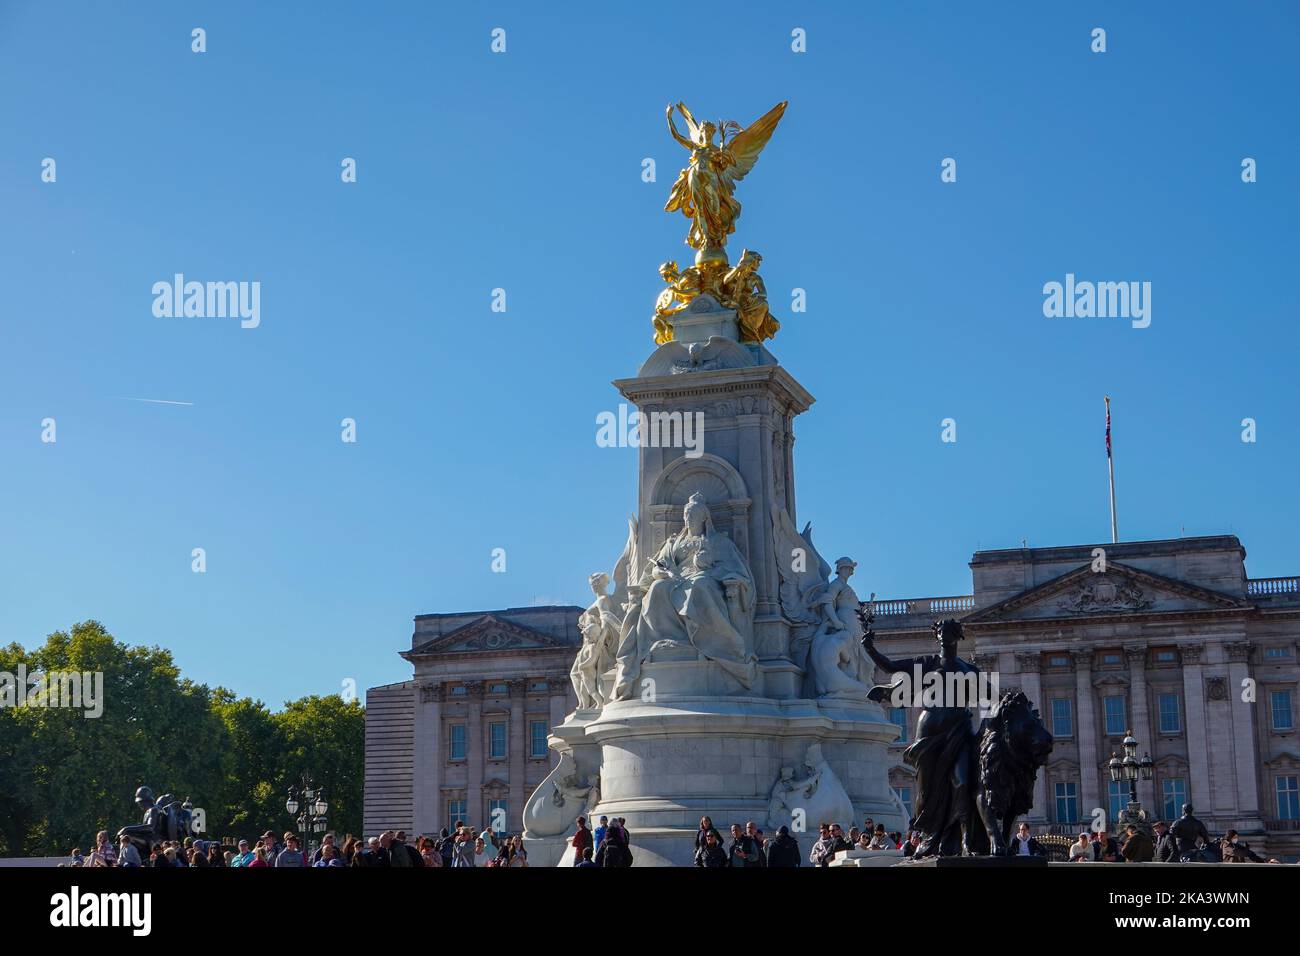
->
xmin=3 ymin=2 xmax=1297 ymax=708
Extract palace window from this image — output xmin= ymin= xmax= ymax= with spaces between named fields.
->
xmin=447 ymin=799 xmax=467 ymax=830
xmin=1108 ymin=779 xmax=1129 ymax=822
xmin=1104 ymin=695 xmax=1127 ymax=736
xmin=889 ymin=708 xmax=908 ymax=744
xmin=529 ymin=680 xmax=549 ymax=692
xmin=489 ymin=722 xmax=507 ymax=759
xmin=487 ymin=682 xmax=509 ymax=696
xmin=1051 ymin=698 xmax=1073 ymax=737
xmin=1161 ymin=777 xmax=1187 ymax=820
xmin=1101 ymin=652 xmax=1122 ymax=667
xmin=449 ymin=723 xmax=467 ymax=760
xmin=1265 ymin=646 xmax=1292 ymax=659
xmin=1277 ymin=776 xmax=1300 ymax=821
xmin=1270 ymin=690 xmax=1294 ymax=732
xmin=1048 ymin=655 xmax=1069 ymax=668
xmin=1054 ymin=782 xmax=1079 ymax=824
xmin=1158 ymin=693 xmax=1182 ymax=734
xmin=450 ymin=685 xmax=468 ymax=697
xmin=529 ymin=720 xmax=549 ymax=758
xmin=892 ymin=787 xmax=913 ymax=815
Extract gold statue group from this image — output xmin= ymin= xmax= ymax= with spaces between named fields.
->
xmin=654 ymin=101 xmax=787 ymax=346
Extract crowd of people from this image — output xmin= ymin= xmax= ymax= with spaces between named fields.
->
xmin=689 ymin=815 xmax=909 ymax=867
xmin=63 ymin=823 xmax=535 ymax=868
xmin=61 ymin=802 xmax=1286 ymax=867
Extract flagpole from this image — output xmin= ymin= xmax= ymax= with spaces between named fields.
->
xmin=1106 ymin=396 xmax=1118 ymax=544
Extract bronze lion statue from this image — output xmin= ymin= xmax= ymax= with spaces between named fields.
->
xmin=965 ymin=691 xmax=1054 ymax=856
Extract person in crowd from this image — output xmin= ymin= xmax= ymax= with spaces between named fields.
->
xmin=435 ymin=827 xmax=455 ymax=867
xmin=766 ymin=825 xmax=800 ymax=867
xmin=1152 ymin=821 xmax=1177 ymax=862
xmin=472 ymin=836 xmax=492 ymax=867
xmin=570 ymin=816 xmax=593 ymax=867
xmin=393 ymin=830 xmax=424 ymax=866
xmin=276 ymin=833 xmax=306 ymax=867
xmin=248 ymin=845 xmax=270 ymax=867
xmin=695 ymin=816 xmax=724 ymax=856
xmin=1121 ymin=823 xmax=1154 ymax=862
xmin=230 ymin=839 xmax=254 ymax=867
xmin=1220 ymin=828 xmax=1266 ymax=863
xmin=856 ymin=831 xmax=872 ymax=851
xmin=903 ymin=831 xmax=922 ymax=858
xmin=68 ymin=847 xmax=85 ymax=867
xmin=744 ymin=821 xmax=767 ymax=866
xmin=94 ymin=830 xmax=118 ymax=866
xmin=868 ymin=823 xmax=894 ymax=851
xmin=312 ymin=843 xmax=345 ymax=867
xmin=576 ymin=847 xmax=599 ymax=868
xmin=597 ymin=818 xmax=632 ymax=867
xmin=1006 ymin=822 xmax=1045 ymax=858
xmin=694 ymin=829 xmax=728 ymax=868
xmin=810 ymin=823 xmax=837 ymax=867
xmin=594 ymin=815 xmax=609 ymax=857
xmin=507 ymin=834 xmax=529 ymax=867
xmin=1069 ymin=832 xmax=1091 ymax=862
xmin=163 ymin=846 xmax=182 ymax=867
xmin=479 ymin=825 xmax=501 ymax=855
xmin=189 ymin=843 xmax=209 ymax=867
xmin=260 ymin=830 xmax=282 ymax=864
xmin=311 ymin=832 xmax=337 ymax=865
xmin=830 ymin=824 xmax=852 ymax=856
xmin=1170 ymin=803 xmax=1212 ymax=861
xmin=1089 ymin=829 xmax=1119 ymax=862
xmin=118 ymin=834 xmax=142 ymax=868
xmin=451 ymin=826 xmax=475 ymax=867
xmin=848 ymin=826 xmax=861 ymax=847
xmin=207 ymin=842 xmax=225 ymax=866
xmin=727 ymin=824 xmax=758 ymax=867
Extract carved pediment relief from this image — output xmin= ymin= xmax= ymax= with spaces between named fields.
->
xmin=406 ymin=614 xmax=570 ymax=657
xmin=964 ymin=562 xmax=1248 ymax=625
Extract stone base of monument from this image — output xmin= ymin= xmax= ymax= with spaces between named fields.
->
xmin=522 ymin=693 xmax=906 ymax=867
xmin=902 ymin=856 xmax=1049 ymax=868
xmin=829 ymin=848 xmax=905 ymax=867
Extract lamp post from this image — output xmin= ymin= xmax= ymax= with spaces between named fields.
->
xmin=285 ymin=774 xmax=329 ymax=861
xmin=1108 ymin=730 xmax=1155 ymax=838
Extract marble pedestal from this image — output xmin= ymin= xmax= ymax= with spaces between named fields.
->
xmin=525 ymin=693 xmax=907 ymax=867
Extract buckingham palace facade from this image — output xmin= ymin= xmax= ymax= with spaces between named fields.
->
xmin=874 ymin=534 xmax=1300 ymax=859
xmin=364 ymin=534 xmax=1300 ymax=858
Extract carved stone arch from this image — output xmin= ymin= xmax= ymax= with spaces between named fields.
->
xmin=648 ymin=452 xmax=752 ymax=560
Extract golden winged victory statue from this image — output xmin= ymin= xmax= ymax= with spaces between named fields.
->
xmin=654 ymin=101 xmax=787 ymax=346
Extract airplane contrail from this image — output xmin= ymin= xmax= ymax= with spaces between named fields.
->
xmin=121 ymin=398 xmax=194 ymax=406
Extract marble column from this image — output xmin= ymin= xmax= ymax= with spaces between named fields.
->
xmin=508 ymin=679 xmax=526 ymax=833
xmin=1180 ymin=643 xmax=1211 ymax=812
xmin=1225 ymin=641 xmax=1262 ymax=824
xmin=1072 ymin=649 xmax=1101 ymax=822
xmin=1015 ymin=652 xmax=1048 ymax=823
xmin=1123 ymin=644 xmax=1155 ymax=811
xmin=467 ymin=684 xmax=485 ymax=825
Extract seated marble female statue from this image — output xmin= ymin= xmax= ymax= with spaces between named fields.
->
xmin=613 ymin=492 xmax=757 ymax=696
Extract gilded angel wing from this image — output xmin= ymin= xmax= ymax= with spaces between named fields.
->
xmin=722 ymin=101 xmax=787 ymax=182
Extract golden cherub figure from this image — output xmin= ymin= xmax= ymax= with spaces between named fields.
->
xmin=723 ymin=249 xmax=779 ymax=343
xmin=665 ymin=101 xmax=787 ymax=269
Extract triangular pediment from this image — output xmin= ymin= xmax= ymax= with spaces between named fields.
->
xmin=964 ymin=562 xmax=1248 ymax=625
xmin=405 ymin=614 xmax=570 ymax=657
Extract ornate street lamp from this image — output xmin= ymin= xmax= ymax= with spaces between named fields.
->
xmin=1111 ymin=730 xmax=1153 ymax=838
xmin=285 ymin=773 xmax=329 ymax=859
